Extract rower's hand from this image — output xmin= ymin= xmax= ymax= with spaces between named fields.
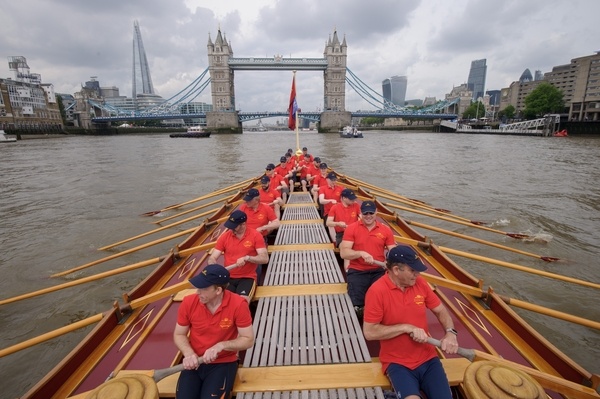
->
xmin=361 ymin=252 xmax=374 ymax=264
xmin=409 ymin=327 xmax=428 ymax=343
xmin=182 ymin=353 xmax=199 ymax=370
xmin=440 ymin=334 xmax=459 ymax=354
xmin=236 ymin=256 xmax=247 ymax=267
xmin=202 ymin=343 xmax=224 ymax=363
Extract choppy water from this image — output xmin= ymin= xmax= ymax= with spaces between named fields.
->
xmin=0 ymin=131 xmax=599 ymax=398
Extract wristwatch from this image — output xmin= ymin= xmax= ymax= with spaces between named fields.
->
xmin=446 ymin=328 xmax=458 ymax=335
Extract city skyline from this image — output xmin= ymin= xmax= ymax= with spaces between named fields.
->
xmin=1 ymin=1 xmax=598 ymax=112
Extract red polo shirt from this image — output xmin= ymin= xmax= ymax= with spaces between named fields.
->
xmin=214 ymin=227 xmax=266 ymax=280
xmin=342 ymin=219 xmax=395 ymax=271
xmin=328 ymin=202 xmax=361 ymax=233
xmin=259 ymin=186 xmax=281 ymax=207
xmin=364 ymin=274 xmax=441 ymax=372
xmin=320 ymin=184 xmax=344 ymax=217
xmin=177 ymin=290 xmax=252 ymax=363
xmin=240 ymin=202 xmax=278 ymax=236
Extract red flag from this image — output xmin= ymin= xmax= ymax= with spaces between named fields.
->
xmin=288 ymin=76 xmax=298 ymax=130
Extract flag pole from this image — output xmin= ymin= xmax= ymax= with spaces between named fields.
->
xmin=293 ymin=71 xmax=302 ymax=158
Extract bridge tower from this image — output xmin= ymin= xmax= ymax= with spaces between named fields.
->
xmin=206 ymin=29 xmax=241 ymax=132
xmin=323 ymin=31 xmax=347 ymax=111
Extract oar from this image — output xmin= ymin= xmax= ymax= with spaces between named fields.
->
xmin=401 ymin=218 xmax=558 ymax=262
xmin=393 ymin=235 xmax=599 ymax=290
xmin=0 ymin=280 xmax=192 ymax=358
xmin=152 ymin=196 xmax=234 ymax=224
xmin=140 ymin=177 xmax=256 ymax=216
xmin=426 ymin=337 xmax=475 ymax=361
xmin=53 ymin=227 xmax=199 ymax=277
xmin=99 ymin=207 xmax=219 ymax=251
xmin=422 ymin=272 xmax=600 ymax=330
xmin=152 ymin=357 xmax=205 ymax=382
xmin=384 ymin=202 xmax=529 ymax=239
xmin=0 ymin=242 xmax=215 ymax=306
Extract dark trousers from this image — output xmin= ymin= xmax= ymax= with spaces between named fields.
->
xmin=176 ymin=361 xmax=238 ymax=399
xmin=346 ymin=268 xmax=385 ymax=308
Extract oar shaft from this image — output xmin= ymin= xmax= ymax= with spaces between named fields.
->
xmin=426 ymin=337 xmax=475 ymax=362
xmin=153 ymin=196 xmax=228 ymax=224
xmin=393 ymin=235 xmax=599 ymax=290
xmin=406 ymin=219 xmax=549 ymax=260
xmin=153 ymin=357 xmax=204 ymax=382
xmin=53 ymin=227 xmax=197 ymax=277
xmin=0 ymin=313 xmax=104 ymax=358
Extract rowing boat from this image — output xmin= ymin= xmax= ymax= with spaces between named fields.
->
xmin=3 ymin=160 xmax=599 ymax=398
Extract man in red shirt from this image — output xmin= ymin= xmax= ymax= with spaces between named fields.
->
xmin=298 ymin=153 xmax=314 ymax=192
xmin=208 ymin=210 xmax=269 ymax=302
xmin=265 ymin=163 xmax=288 ymax=203
xmin=326 ymin=188 xmax=360 ymax=247
xmin=318 ymin=171 xmax=344 ymax=219
xmin=258 ymin=175 xmax=284 ymax=219
xmin=340 ymin=200 xmax=396 ymax=316
xmin=240 ymin=188 xmax=280 ymax=239
xmin=310 ymin=162 xmax=329 ymax=204
xmin=363 ymin=246 xmax=459 ymax=399
xmin=174 ymin=263 xmax=254 ymax=398
xmin=275 ymin=155 xmax=296 ymax=193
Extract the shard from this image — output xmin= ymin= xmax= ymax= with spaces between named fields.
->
xmin=132 ymin=20 xmax=155 ymax=99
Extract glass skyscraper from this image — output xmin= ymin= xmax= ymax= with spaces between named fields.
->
xmin=382 ymin=75 xmax=407 ymax=109
xmin=467 ymin=59 xmax=487 ymax=101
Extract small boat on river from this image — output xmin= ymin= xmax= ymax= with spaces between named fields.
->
xmin=2 ymin=152 xmax=599 ymax=399
xmin=0 ymin=129 xmax=17 ymax=143
xmin=553 ymin=129 xmax=569 ymax=137
xmin=170 ymin=125 xmax=211 ymax=138
xmin=339 ymin=125 xmax=363 ymax=138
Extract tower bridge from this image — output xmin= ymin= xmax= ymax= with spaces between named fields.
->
xmin=90 ymin=28 xmax=458 ymax=131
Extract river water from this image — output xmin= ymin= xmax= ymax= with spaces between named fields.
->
xmin=0 ymin=131 xmax=598 ymax=398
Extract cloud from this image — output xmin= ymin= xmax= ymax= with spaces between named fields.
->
xmin=1 ymin=0 xmax=599 ymax=114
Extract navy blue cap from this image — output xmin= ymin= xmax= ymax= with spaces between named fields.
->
xmin=260 ymin=176 xmax=270 ymax=184
xmin=243 ymin=188 xmax=260 ymax=201
xmin=314 ymin=157 xmax=321 ymax=163
xmin=266 ymin=163 xmax=275 ymax=170
xmin=360 ymin=201 xmax=377 ymax=213
xmin=189 ymin=264 xmax=230 ymax=288
xmin=326 ymin=172 xmax=337 ymax=180
xmin=387 ymin=246 xmax=427 ymax=272
xmin=341 ymin=188 xmax=357 ymax=200
xmin=224 ymin=210 xmax=247 ymax=229
xmin=280 ymin=156 xmax=287 ymax=162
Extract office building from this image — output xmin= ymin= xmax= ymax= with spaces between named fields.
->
xmin=467 ymin=59 xmax=487 ymax=100
xmin=382 ymin=75 xmax=407 ymax=109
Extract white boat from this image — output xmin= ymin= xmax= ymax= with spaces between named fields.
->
xmin=0 ymin=130 xmax=17 ymax=143
xmin=170 ymin=126 xmax=211 ymax=138
xmin=339 ymin=125 xmax=363 ymax=138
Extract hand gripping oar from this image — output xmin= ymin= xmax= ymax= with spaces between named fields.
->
xmin=152 ymin=356 xmax=205 ymax=382
xmin=426 ymin=337 xmax=475 ymax=361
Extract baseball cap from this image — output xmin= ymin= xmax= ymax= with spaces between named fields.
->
xmin=280 ymin=156 xmax=287 ymax=162
xmin=224 ymin=210 xmax=247 ymax=229
xmin=360 ymin=200 xmax=377 ymax=214
xmin=326 ymin=172 xmax=337 ymax=180
xmin=314 ymin=157 xmax=321 ymax=163
xmin=341 ymin=188 xmax=357 ymax=200
xmin=189 ymin=264 xmax=230 ymax=288
xmin=266 ymin=163 xmax=275 ymax=170
xmin=243 ymin=188 xmax=260 ymax=201
xmin=260 ymin=176 xmax=270 ymax=184
xmin=319 ymin=162 xmax=328 ymax=169
xmin=387 ymin=246 xmax=427 ymax=272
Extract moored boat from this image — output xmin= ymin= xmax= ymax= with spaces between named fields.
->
xmin=2 ymin=155 xmax=599 ymax=399
xmin=554 ymin=129 xmax=569 ymax=137
xmin=0 ymin=129 xmax=17 ymax=143
xmin=170 ymin=125 xmax=211 ymax=138
xmin=339 ymin=125 xmax=363 ymax=138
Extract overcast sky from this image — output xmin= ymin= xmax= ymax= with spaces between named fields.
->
xmin=1 ymin=0 xmax=599 ymax=112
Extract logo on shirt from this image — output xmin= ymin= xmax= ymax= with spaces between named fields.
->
xmin=220 ymin=317 xmax=233 ymax=329
xmin=414 ymin=295 xmax=425 ymax=306
xmin=243 ymin=240 xmax=253 ymax=248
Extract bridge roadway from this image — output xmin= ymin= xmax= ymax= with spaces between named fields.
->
xmin=92 ymin=110 xmax=458 ymax=123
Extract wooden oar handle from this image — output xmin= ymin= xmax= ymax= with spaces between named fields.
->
xmin=153 ymin=356 xmax=204 ymax=382
xmin=426 ymin=337 xmax=475 ymax=362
